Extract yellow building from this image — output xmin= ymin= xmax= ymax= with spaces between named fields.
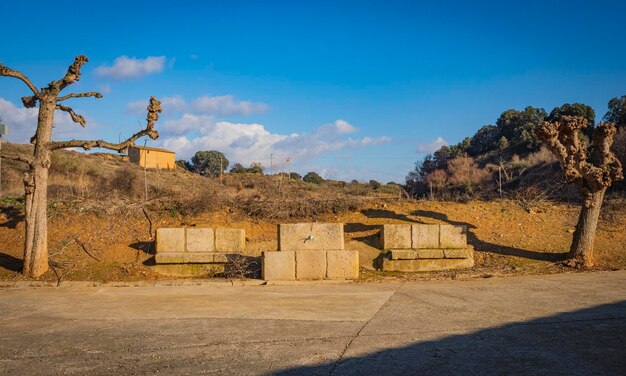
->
xmin=128 ymin=146 xmax=176 ymax=169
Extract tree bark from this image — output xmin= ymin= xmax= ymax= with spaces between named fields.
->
xmin=569 ymin=188 xmax=606 ymax=268
xmin=22 ymin=99 xmax=55 ymax=277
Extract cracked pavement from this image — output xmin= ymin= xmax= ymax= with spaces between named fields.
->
xmin=1 ymin=271 xmax=625 ymax=375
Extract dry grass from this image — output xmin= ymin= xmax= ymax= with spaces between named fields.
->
xmin=1 ymin=143 xmax=397 ymax=220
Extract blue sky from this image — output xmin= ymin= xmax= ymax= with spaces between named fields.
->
xmin=1 ymin=0 xmax=625 ymax=182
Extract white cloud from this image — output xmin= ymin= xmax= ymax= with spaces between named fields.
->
xmin=94 ymin=56 xmax=167 ymax=80
xmin=417 ymin=136 xmax=448 ymax=153
xmin=192 ymin=95 xmax=268 ymax=115
xmin=159 ymin=114 xmax=390 ymax=167
xmin=334 ymin=119 xmax=357 ymax=134
xmin=0 ymin=97 xmax=94 ymax=143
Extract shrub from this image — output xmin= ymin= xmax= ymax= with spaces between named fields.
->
xmin=303 ymin=171 xmax=324 ymax=184
xmin=368 ymin=180 xmax=381 ymax=190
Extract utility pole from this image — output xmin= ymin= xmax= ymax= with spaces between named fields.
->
xmin=286 ymin=157 xmax=291 ymax=179
xmin=498 ymin=166 xmax=502 ymax=198
xmin=270 ymin=154 xmax=274 ymax=175
xmin=219 ymin=154 xmax=223 ymax=184
xmin=0 ymin=123 xmax=6 ymax=194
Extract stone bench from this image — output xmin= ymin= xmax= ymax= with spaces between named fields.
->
xmin=153 ymin=227 xmax=246 ymax=276
xmin=381 ymin=224 xmax=473 ymax=272
xmin=263 ymin=223 xmax=359 ymax=281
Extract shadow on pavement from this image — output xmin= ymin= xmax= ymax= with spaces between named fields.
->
xmin=272 ymin=300 xmax=626 ymax=375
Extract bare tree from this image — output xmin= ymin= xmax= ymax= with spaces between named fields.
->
xmin=0 ymin=56 xmax=161 ymax=277
xmin=537 ymin=116 xmax=623 ymax=268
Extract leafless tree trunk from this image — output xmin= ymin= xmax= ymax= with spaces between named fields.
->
xmin=1 ymin=56 xmax=162 ymax=277
xmin=537 ymin=116 xmax=623 ymax=268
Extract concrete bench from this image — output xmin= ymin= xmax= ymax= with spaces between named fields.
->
xmin=381 ymin=224 xmax=473 ymax=272
xmin=153 ymin=227 xmax=246 ymax=276
xmin=263 ymin=223 xmax=359 ymax=281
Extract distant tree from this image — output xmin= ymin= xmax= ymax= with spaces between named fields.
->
xmin=246 ymin=162 xmax=264 ymax=174
xmin=303 ymin=171 xmax=324 ymax=184
xmin=350 ymin=179 xmax=360 ymax=184
xmin=229 ymin=163 xmax=246 ymax=173
xmin=604 ymin=95 xmax=626 ymax=129
xmin=368 ymin=180 xmax=381 ymax=190
xmin=175 ymin=160 xmax=191 ymax=171
xmin=496 ymin=107 xmax=547 ymax=153
xmin=537 ymin=116 xmax=623 ymax=268
xmin=468 ymin=125 xmax=500 ymax=156
xmin=0 ymin=56 xmax=161 ymax=277
xmin=289 ymin=172 xmax=302 ymax=180
xmin=191 ymin=150 xmax=229 ymax=177
xmin=548 ymin=103 xmax=596 ymax=138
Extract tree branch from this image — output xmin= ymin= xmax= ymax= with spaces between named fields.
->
xmin=58 ymin=92 xmax=103 ymax=101
xmin=0 ymin=63 xmax=40 ymax=96
xmin=55 ymin=55 xmax=89 ymax=91
xmin=56 ymin=104 xmax=86 ymax=127
xmin=50 ymin=97 xmax=162 ymax=152
xmin=0 ymin=151 xmax=33 ymax=165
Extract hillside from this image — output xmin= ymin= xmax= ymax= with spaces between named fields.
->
xmin=1 ymin=143 xmax=625 ymax=283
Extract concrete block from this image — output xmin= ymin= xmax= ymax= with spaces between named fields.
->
xmin=415 ymin=249 xmax=445 ymax=259
xmin=151 ymin=264 xmax=224 ymax=277
xmin=155 ymin=252 xmax=228 ymax=264
xmin=295 ymin=250 xmax=327 ymax=280
xmin=262 ymin=251 xmax=296 ymax=281
xmin=443 ymin=249 xmax=470 ymax=259
xmin=382 ymin=256 xmax=474 ymax=272
xmin=156 ymin=228 xmax=186 ymax=253
xmin=278 ymin=223 xmax=344 ymax=251
xmin=326 ymin=251 xmax=359 ymax=279
xmin=215 ymin=228 xmax=246 ymax=253
xmin=439 ymin=225 xmax=467 ymax=248
xmin=412 ymin=224 xmax=440 ymax=248
xmin=388 ymin=250 xmax=419 ymax=260
xmin=186 ymin=228 xmax=215 ymax=253
xmin=381 ymin=224 xmax=412 ymax=249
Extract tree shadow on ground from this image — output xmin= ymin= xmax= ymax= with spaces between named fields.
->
xmin=271 ymin=300 xmax=626 ymax=375
xmin=345 ymin=223 xmax=381 ymax=249
xmin=0 ymin=252 xmax=22 ymax=273
xmin=360 ymin=209 xmax=419 ymax=223
xmin=0 ymin=206 xmax=23 ymax=229
xmin=411 ymin=210 xmax=567 ymax=262
xmin=129 ymin=241 xmax=155 ymax=256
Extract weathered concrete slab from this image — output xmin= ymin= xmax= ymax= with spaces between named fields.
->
xmin=155 ymin=252 xmax=229 ymax=264
xmin=295 ymin=250 xmax=327 ymax=280
xmin=262 ymin=251 xmax=296 ymax=281
xmin=416 ymin=249 xmax=445 ymax=259
xmin=151 ymin=263 xmax=225 ymax=277
xmin=215 ymin=228 xmax=246 ymax=253
xmin=186 ymin=228 xmax=215 ymax=253
xmin=326 ymin=251 xmax=359 ymax=279
xmin=382 ymin=256 xmax=474 ymax=272
xmin=389 ymin=250 xmax=419 ymax=260
xmin=412 ymin=224 xmax=440 ymax=248
xmin=439 ymin=224 xmax=467 ymax=248
xmin=278 ymin=223 xmax=344 ymax=251
xmin=443 ymin=248 xmax=471 ymax=259
xmin=156 ymin=228 xmax=186 ymax=253
xmin=381 ymin=224 xmax=412 ymax=249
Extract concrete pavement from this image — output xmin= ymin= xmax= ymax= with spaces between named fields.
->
xmin=1 ymin=271 xmax=625 ymax=375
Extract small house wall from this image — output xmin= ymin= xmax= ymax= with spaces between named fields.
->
xmin=128 ymin=147 xmax=176 ymax=169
